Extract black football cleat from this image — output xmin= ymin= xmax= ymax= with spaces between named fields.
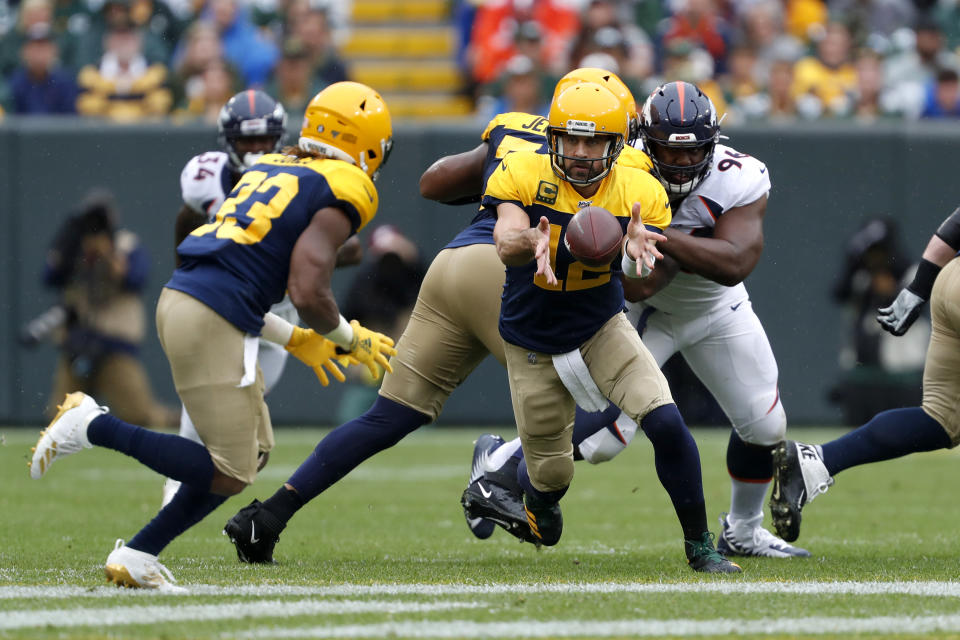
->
xmin=461 ymin=475 xmax=539 ymax=545
xmin=523 ymin=493 xmax=563 ymax=547
xmin=223 ymin=499 xmax=285 ymax=564
xmin=685 ymin=532 xmax=742 ymax=574
xmin=463 ymin=434 xmax=505 ymax=540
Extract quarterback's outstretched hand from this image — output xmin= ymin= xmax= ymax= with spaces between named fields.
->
xmin=338 ymin=320 xmax=397 ymax=378
xmin=877 ymin=288 xmax=926 ymax=336
xmin=534 ymin=216 xmax=558 ymax=286
xmin=625 ymin=202 xmax=666 ymax=276
xmin=285 ymin=327 xmax=349 ymax=386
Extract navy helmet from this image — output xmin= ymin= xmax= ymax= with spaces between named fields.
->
xmin=217 ymin=90 xmax=288 ymax=171
xmin=640 ymin=81 xmax=719 ymax=198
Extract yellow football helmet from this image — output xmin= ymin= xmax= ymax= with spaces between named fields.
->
xmin=553 ymin=68 xmax=639 ymax=146
xmin=547 ymin=82 xmax=627 ymax=186
xmin=299 ymin=81 xmax=393 ymax=181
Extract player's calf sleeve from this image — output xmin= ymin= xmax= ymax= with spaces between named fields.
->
xmin=726 ymin=430 xmax=774 ymax=481
xmin=286 ymin=396 xmax=430 ymax=503
xmin=640 ymin=404 xmax=708 ymax=540
xmin=87 ymin=414 xmax=215 ymax=489
xmin=572 ymin=404 xmax=636 ymax=463
xmin=127 ymin=482 xmax=227 ymax=556
xmin=820 ymin=407 xmax=951 ymax=476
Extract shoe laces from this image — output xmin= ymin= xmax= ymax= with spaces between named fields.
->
xmin=687 ymin=531 xmax=723 ymax=561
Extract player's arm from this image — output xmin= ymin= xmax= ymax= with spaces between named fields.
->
xmin=335 ymin=235 xmax=363 ymax=267
xmin=493 ymin=202 xmax=556 ymax=285
xmin=419 ymin=142 xmax=488 ymax=204
xmin=660 ymin=194 xmax=766 ymax=287
xmin=173 ymin=204 xmax=208 ymax=266
xmin=622 ymin=201 xmax=667 ymax=278
xmin=622 ymin=253 xmax=680 ymax=302
xmin=290 ymin=206 xmax=397 ymax=377
xmin=288 ymin=207 xmax=353 ymax=333
xmin=878 ymin=206 xmax=960 ymax=335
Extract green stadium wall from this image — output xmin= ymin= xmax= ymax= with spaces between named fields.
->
xmin=1 ymin=118 xmax=956 ymax=427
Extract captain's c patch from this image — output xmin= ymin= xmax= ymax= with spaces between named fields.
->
xmin=536 ymin=180 xmax=558 ymax=205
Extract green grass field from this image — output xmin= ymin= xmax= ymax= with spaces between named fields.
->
xmin=3 ymin=425 xmax=960 ymax=639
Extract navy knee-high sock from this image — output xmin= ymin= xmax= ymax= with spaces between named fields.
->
xmin=821 ymin=407 xmax=950 ymax=476
xmin=127 ymin=483 xmax=227 ymax=556
xmin=281 ymin=396 xmax=430 ymax=511
xmin=517 ymin=459 xmax=568 ymax=504
xmin=571 ymin=403 xmax=622 ymax=460
xmin=640 ymin=404 xmax=708 ymax=541
xmin=726 ymin=430 xmax=773 ymax=481
xmin=87 ymin=414 xmax=215 ymax=489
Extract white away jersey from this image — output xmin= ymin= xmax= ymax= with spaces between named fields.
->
xmin=179 ymin=151 xmax=234 ymax=217
xmin=639 ymin=142 xmax=771 ymax=317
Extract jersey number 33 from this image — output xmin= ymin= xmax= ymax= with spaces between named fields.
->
xmin=192 ymin=171 xmax=300 ymax=245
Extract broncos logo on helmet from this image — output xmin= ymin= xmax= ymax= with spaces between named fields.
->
xmin=640 ymin=81 xmax=720 ymax=198
xmin=217 ymin=90 xmax=288 ymax=171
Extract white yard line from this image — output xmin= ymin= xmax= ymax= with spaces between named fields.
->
xmin=4 ymin=580 xmax=960 ymax=600
xmin=232 ymin=615 xmax=960 ymax=638
xmin=0 ymin=599 xmax=484 ymax=630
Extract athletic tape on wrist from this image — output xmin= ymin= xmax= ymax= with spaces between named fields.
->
xmin=323 ymin=315 xmax=354 ymax=349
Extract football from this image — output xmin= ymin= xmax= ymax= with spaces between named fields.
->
xmin=563 ymin=206 xmax=624 ymax=269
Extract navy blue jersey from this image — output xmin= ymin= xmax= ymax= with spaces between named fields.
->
xmin=167 ymin=153 xmax=378 ymax=334
xmin=482 ymin=150 xmax=670 ymax=354
xmin=445 ymin=112 xmax=547 ymax=249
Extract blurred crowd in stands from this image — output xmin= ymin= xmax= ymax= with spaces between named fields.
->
xmin=461 ymin=0 xmax=960 ymax=123
xmin=0 ymin=0 xmax=348 ymax=121
xmin=2 ymin=0 xmax=960 ymax=123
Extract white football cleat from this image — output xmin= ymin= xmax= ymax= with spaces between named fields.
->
xmin=104 ymin=539 xmax=185 ymax=592
xmin=717 ymin=512 xmax=811 ymax=558
xmin=161 ymin=478 xmax=181 ymax=508
xmin=770 ymin=440 xmax=835 ymax=542
xmin=29 ymin=392 xmax=107 ymax=479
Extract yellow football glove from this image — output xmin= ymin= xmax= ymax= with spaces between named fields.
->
xmin=337 ymin=320 xmax=397 ymax=379
xmin=285 ymin=327 xmax=349 ymax=387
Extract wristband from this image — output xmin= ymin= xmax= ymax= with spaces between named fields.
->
xmin=323 ymin=314 xmax=354 ymax=349
xmin=261 ymin=312 xmax=295 ymax=345
xmin=621 ymin=239 xmax=652 ymax=279
xmin=906 ymin=258 xmax=942 ymax=300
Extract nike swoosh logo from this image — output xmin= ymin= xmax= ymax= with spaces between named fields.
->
xmin=730 ymin=301 xmax=743 ymax=311
xmin=760 ymin=168 xmax=767 ymax=174
xmin=250 ymin=522 xmax=260 ymax=544
xmin=471 ymin=451 xmax=490 ymax=484
xmin=478 ymin=482 xmax=492 ymax=499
